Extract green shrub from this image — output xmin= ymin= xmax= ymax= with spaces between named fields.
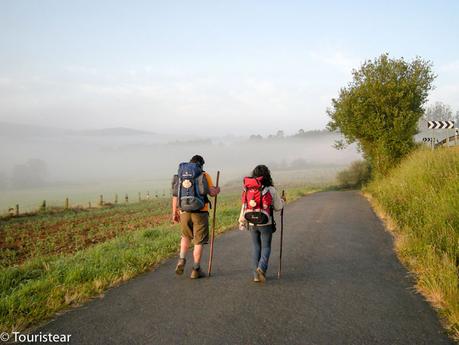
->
xmin=336 ymin=160 xmax=371 ymax=188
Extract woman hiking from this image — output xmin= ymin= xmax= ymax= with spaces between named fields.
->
xmin=239 ymin=165 xmax=285 ymax=283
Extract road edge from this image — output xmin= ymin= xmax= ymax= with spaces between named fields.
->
xmin=362 ymin=191 xmax=458 ymax=343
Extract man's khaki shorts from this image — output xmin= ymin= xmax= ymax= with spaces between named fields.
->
xmin=180 ymin=211 xmax=209 ymax=245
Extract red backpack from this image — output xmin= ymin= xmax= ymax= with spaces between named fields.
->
xmin=242 ymin=176 xmax=273 ymax=225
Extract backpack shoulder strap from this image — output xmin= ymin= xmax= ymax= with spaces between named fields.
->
xmin=261 ymin=186 xmax=270 ymax=195
xmin=259 ymin=185 xmax=263 ymax=210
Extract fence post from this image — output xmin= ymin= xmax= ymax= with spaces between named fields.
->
xmin=125 ymin=194 xmax=129 ymax=203
xmin=88 ymin=201 xmax=92 ymax=209
xmin=65 ymin=198 xmax=69 ymax=209
xmin=40 ymin=200 xmax=46 ymax=211
xmin=115 ymin=194 xmax=118 ymax=204
xmin=99 ymin=194 xmax=104 ymax=206
xmin=15 ymin=204 xmax=19 ymax=216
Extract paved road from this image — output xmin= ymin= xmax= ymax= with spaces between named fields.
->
xmin=35 ymin=191 xmax=453 ymax=344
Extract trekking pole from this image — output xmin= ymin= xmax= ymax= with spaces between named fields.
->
xmin=278 ymin=190 xmax=285 ymax=279
xmin=208 ymin=171 xmax=220 ymax=277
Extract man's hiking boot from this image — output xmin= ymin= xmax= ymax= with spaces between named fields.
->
xmin=175 ymin=258 xmax=186 ymax=275
xmin=190 ymin=266 xmax=205 ymax=279
xmin=256 ymin=267 xmax=266 ymax=283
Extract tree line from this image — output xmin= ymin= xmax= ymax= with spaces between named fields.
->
xmin=249 ymin=129 xmax=332 ymax=141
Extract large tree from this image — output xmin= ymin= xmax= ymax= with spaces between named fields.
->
xmin=327 ymin=54 xmax=435 ymax=176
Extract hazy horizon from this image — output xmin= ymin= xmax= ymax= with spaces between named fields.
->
xmin=0 ymin=120 xmax=328 ymax=138
xmin=0 ymin=126 xmax=361 ymax=211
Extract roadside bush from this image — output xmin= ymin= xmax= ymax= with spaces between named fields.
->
xmin=336 ymin=160 xmax=371 ymax=188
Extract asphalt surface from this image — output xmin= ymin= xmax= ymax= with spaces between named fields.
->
xmin=34 ymin=191 xmax=453 ymax=344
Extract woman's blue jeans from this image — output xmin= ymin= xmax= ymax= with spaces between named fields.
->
xmin=250 ymin=225 xmax=273 ymax=273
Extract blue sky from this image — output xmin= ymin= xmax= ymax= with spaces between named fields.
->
xmin=1 ymin=0 xmax=458 ymax=135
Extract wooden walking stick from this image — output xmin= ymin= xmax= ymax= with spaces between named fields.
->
xmin=278 ymin=190 xmax=285 ymax=279
xmin=207 ymin=171 xmax=220 ymax=277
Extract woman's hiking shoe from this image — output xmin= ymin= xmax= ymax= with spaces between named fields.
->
xmin=256 ymin=267 xmax=266 ymax=283
xmin=253 ymin=272 xmax=261 ymax=282
xmin=190 ymin=267 xmax=205 ymax=279
xmin=175 ymin=258 xmax=186 ymax=275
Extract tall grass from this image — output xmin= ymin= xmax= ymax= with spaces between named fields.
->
xmin=0 ymin=185 xmax=317 ymax=333
xmin=365 ymin=147 xmax=459 ymax=339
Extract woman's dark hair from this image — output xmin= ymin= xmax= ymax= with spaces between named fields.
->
xmin=190 ymin=155 xmax=205 ymax=166
xmin=251 ymin=165 xmax=273 ymax=187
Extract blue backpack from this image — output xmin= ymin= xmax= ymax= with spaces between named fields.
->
xmin=173 ymin=162 xmax=209 ymax=212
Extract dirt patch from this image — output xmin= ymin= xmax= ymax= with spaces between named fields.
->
xmin=0 ymin=209 xmax=170 ymax=267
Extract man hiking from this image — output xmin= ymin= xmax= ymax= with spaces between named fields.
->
xmin=171 ymin=155 xmax=220 ymax=279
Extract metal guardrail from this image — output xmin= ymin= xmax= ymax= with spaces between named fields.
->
xmin=435 ymin=135 xmax=459 ymax=148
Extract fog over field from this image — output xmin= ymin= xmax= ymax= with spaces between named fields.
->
xmin=0 ymin=122 xmax=361 ymax=211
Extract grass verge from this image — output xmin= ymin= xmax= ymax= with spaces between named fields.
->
xmin=364 ymin=147 xmax=459 ymax=340
xmin=0 ymin=185 xmax=318 ymax=333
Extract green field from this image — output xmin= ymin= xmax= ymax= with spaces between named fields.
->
xmin=365 ymin=147 xmax=459 ymax=340
xmin=0 ymin=184 xmax=320 ymax=333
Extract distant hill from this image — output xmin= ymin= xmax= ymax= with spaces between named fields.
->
xmin=0 ymin=122 xmax=155 ymax=137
